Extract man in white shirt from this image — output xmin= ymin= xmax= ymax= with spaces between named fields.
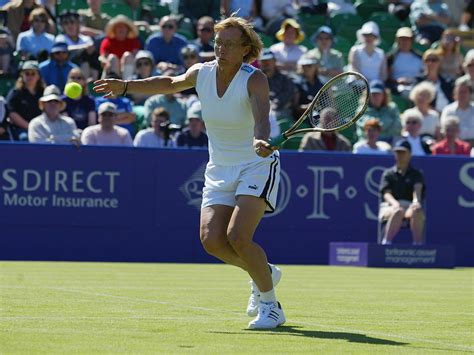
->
xmin=81 ymin=102 xmax=132 ymax=146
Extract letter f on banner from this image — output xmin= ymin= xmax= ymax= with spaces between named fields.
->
xmin=307 ymin=166 xmax=343 ymax=219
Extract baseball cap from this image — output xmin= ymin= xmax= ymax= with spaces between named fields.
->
xmin=359 ymin=21 xmax=379 ymax=37
xmin=20 ymin=60 xmax=39 ymax=71
xmin=186 ymin=103 xmax=202 ymax=121
xmin=40 ymin=85 xmax=62 ymax=102
xmin=51 ymin=41 xmax=68 ymax=53
xmin=98 ymin=102 xmax=117 ymax=114
xmin=369 ymin=80 xmax=385 ymax=94
xmin=393 ymin=139 xmax=411 ymax=152
xmin=396 ymin=27 xmax=413 ymax=38
xmin=298 ymin=56 xmax=319 ymax=66
xmin=259 ymin=49 xmax=275 ymax=61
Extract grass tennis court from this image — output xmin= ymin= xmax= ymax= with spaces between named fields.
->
xmin=1 ymin=262 xmax=472 ymax=354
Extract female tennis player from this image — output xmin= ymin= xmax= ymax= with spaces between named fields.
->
xmin=93 ymin=16 xmax=285 ymax=329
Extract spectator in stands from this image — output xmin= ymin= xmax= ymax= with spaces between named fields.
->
xmin=356 ymin=80 xmax=401 ymax=144
xmin=95 ymin=73 xmax=136 ymax=137
xmin=128 ymin=50 xmax=158 ymax=105
xmin=179 ymin=0 xmax=221 ymax=23
xmin=459 ymin=49 xmax=474 ymax=101
xmin=307 ymin=26 xmax=344 ymax=83
xmin=143 ymin=90 xmax=187 ymax=128
xmin=39 ymin=41 xmax=78 ymax=92
xmin=78 ymin=0 xmax=111 ymax=38
xmin=56 ymin=11 xmax=94 ymax=51
xmin=386 ymin=27 xmax=424 ymax=96
xmin=387 ymin=0 xmax=411 ymax=22
xmin=432 ymin=115 xmax=472 ymax=155
xmin=399 ymin=110 xmax=432 ymax=155
xmin=0 ymin=96 xmax=9 ymax=140
xmin=459 ymin=0 xmax=474 ymax=31
xmin=349 ymin=21 xmax=387 ymax=83
xmin=293 ymin=55 xmax=323 ymax=118
xmin=436 ymin=29 xmax=464 ymax=81
xmin=16 ymin=8 xmax=54 ymax=61
xmin=260 ymin=0 xmax=298 ymax=31
xmin=133 ymin=107 xmax=177 ymax=148
xmin=326 ymin=0 xmax=356 ymax=16
xmin=410 ymin=0 xmax=451 ymax=45
xmin=415 ymin=49 xmax=453 ymax=112
xmin=6 ymin=60 xmax=44 ymax=141
xmin=405 ymin=81 xmax=441 ymax=139
xmin=28 ymin=84 xmax=79 ymax=144
xmin=0 ymin=27 xmax=14 ymax=75
xmin=124 ymin=0 xmax=154 ymax=28
xmin=299 ymin=107 xmax=352 ymax=151
xmin=193 ymin=16 xmax=215 ymax=53
xmin=100 ymin=15 xmax=141 ymax=80
xmin=270 ymin=18 xmax=307 ymax=73
xmin=440 ymin=77 xmax=474 ymax=146
xmin=353 ymin=118 xmax=391 ymax=154
xmin=176 ymin=102 xmax=208 ymax=148
xmin=62 ymin=68 xmax=97 ymax=131
xmin=81 ymin=102 xmax=133 ymax=146
xmin=179 ymin=45 xmax=200 ymax=98
xmin=145 ymin=16 xmax=188 ymax=71
xmin=379 ymin=139 xmax=425 ymax=245
xmin=1 ymin=0 xmax=42 ymax=42
xmin=259 ymin=49 xmax=298 ymax=121
xmin=221 ymin=0 xmax=257 ymax=20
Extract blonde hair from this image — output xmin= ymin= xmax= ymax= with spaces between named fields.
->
xmin=409 ymin=81 xmax=436 ymax=103
xmin=422 ymin=48 xmax=441 ymax=62
xmin=438 ymin=29 xmax=461 ymax=55
xmin=214 ymin=15 xmax=263 ymax=63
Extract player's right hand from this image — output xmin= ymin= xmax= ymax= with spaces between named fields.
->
xmin=93 ymin=79 xmax=125 ymax=98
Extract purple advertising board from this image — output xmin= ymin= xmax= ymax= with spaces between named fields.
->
xmin=0 ymin=143 xmax=472 ymax=265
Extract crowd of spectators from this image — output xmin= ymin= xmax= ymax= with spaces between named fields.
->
xmin=0 ymin=0 xmax=472 ymax=156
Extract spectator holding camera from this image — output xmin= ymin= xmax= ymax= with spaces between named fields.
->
xmin=133 ymin=107 xmax=177 ymax=148
xmin=176 ymin=102 xmax=208 ymax=148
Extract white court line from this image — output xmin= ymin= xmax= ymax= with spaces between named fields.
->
xmin=15 ymin=286 xmax=474 ymax=353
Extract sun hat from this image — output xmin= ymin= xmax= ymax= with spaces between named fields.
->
xmin=105 ymin=15 xmax=138 ymax=39
xmin=275 ymin=18 xmax=305 ymax=44
xmin=39 ymin=85 xmax=66 ymax=111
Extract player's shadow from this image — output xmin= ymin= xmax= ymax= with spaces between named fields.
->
xmin=210 ymin=326 xmax=408 ymax=346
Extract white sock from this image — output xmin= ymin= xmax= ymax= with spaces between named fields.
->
xmin=260 ymin=289 xmax=276 ymax=303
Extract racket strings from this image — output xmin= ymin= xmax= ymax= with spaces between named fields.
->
xmin=310 ymin=74 xmax=368 ymax=130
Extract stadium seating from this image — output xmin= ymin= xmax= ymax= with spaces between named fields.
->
xmin=0 ymin=77 xmax=15 ymax=97
xmin=369 ymin=12 xmax=401 ymax=43
xmin=391 ymin=94 xmax=414 ymax=113
xmin=101 ymin=1 xmax=133 ymax=19
xmin=56 ymin=0 xmax=88 ymax=14
xmin=330 ymin=13 xmax=364 ymax=43
xmin=354 ymin=0 xmax=388 ymax=21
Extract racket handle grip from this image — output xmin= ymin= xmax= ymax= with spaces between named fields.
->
xmin=270 ymin=134 xmax=287 ymax=148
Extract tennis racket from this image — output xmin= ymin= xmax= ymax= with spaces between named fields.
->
xmin=270 ymin=71 xmax=370 ymax=147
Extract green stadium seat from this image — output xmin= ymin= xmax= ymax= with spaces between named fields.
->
xmin=259 ymin=33 xmax=275 ymax=48
xmin=369 ymin=12 xmax=401 ymax=43
xmin=298 ymin=13 xmax=328 ymax=39
xmin=177 ymin=29 xmax=195 ymax=40
xmin=391 ymin=94 xmax=413 ymax=113
xmin=149 ymin=4 xmax=171 ymax=19
xmin=332 ymin=36 xmax=353 ymax=61
xmin=56 ymin=0 xmax=88 ymax=14
xmin=354 ymin=1 xmax=388 ymax=21
xmin=101 ymin=2 xmax=133 ymax=19
xmin=330 ymin=13 xmax=363 ymax=43
xmin=0 ymin=77 xmax=15 ymax=97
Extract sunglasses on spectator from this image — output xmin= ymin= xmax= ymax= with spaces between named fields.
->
xmin=23 ymin=70 xmax=38 ymax=76
xmin=425 ymin=57 xmax=439 ymax=62
xmin=405 ymin=120 xmax=420 ymax=125
xmin=33 ymin=17 xmax=47 ymax=23
xmin=162 ymin=24 xmax=175 ymax=29
xmin=136 ymin=60 xmax=151 ymax=67
xmin=317 ymin=36 xmax=331 ymax=41
xmin=199 ymin=27 xmax=212 ymax=32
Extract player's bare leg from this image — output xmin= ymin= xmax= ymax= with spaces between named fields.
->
xmin=200 ymin=205 xmax=248 ymax=270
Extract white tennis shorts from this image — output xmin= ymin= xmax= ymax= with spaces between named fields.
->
xmin=201 ymin=152 xmax=280 ymax=213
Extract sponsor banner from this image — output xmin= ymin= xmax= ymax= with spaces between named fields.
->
xmin=0 ymin=143 xmax=472 ymax=265
xmin=329 ymin=242 xmax=455 ymax=268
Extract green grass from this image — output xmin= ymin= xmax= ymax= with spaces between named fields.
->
xmin=0 ymin=262 xmax=472 ymax=354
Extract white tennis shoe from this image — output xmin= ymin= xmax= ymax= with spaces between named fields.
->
xmin=248 ymin=301 xmax=286 ymax=329
xmin=246 ymin=263 xmax=282 ymax=317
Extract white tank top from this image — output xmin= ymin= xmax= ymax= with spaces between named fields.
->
xmin=196 ymin=61 xmax=260 ymax=166
xmin=352 ymin=44 xmax=385 ymax=82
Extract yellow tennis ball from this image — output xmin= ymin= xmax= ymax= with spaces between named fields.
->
xmin=64 ymin=82 xmax=83 ymax=99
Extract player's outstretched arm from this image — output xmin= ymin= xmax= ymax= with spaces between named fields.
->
xmin=93 ymin=63 xmax=202 ymax=98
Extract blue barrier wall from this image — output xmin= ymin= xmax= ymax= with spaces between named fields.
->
xmin=1 ymin=143 xmax=473 ymax=265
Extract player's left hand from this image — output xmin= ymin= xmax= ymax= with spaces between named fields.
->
xmin=254 ymin=139 xmax=275 ymax=158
